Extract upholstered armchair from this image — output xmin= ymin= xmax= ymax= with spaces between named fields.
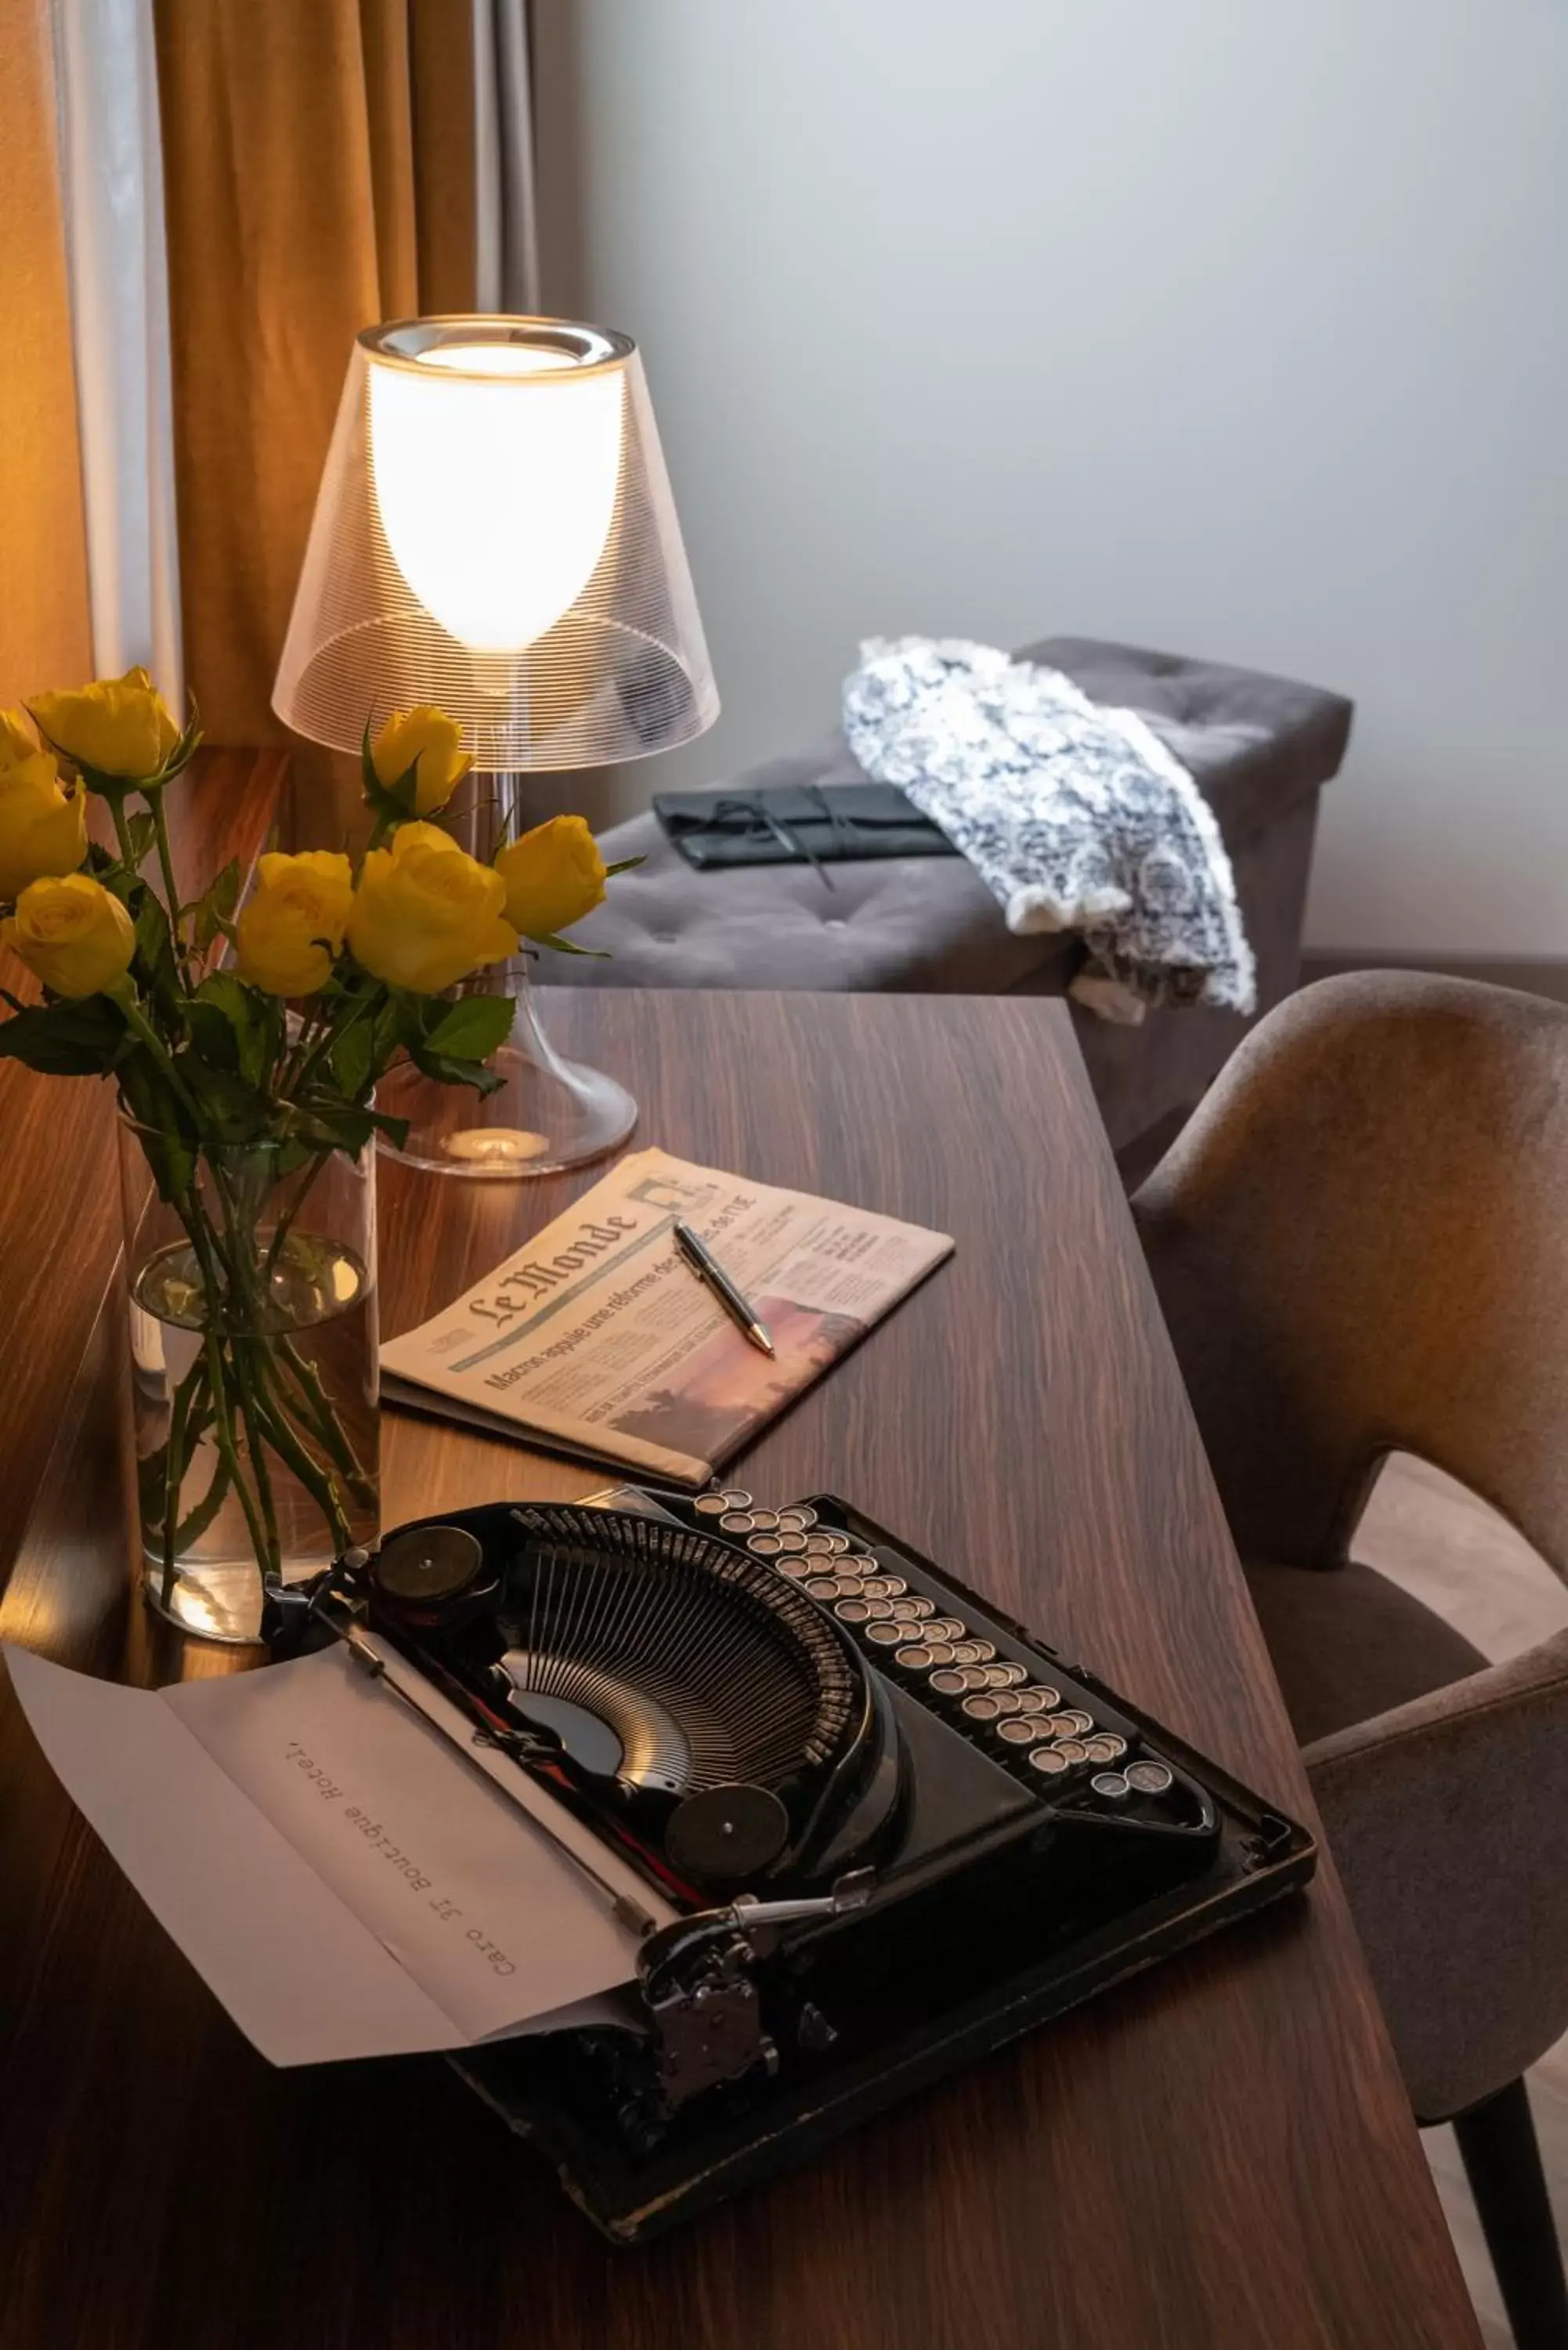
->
xmin=1134 ymin=971 xmax=1568 ymax=2350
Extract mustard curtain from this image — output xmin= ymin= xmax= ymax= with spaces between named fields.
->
xmin=151 ymin=0 xmax=479 ymax=754
xmin=0 ymin=0 xmax=93 ymax=705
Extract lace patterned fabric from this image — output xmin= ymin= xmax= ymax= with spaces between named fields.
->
xmin=843 ymin=638 xmax=1256 ymax=1025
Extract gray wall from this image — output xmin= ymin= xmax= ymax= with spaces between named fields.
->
xmin=535 ymin=0 xmax=1568 ymax=956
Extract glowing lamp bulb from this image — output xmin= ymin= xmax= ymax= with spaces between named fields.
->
xmin=367 ymin=340 xmax=625 ymax=654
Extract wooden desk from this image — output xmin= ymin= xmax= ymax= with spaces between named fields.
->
xmin=0 ymin=989 xmax=1480 ymax=2348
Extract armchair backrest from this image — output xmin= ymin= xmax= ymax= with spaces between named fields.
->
xmin=1133 ymin=973 xmax=1568 ymax=1574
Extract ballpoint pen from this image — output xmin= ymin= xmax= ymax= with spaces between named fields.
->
xmin=672 ymin=1220 xmax=776 ymax=1356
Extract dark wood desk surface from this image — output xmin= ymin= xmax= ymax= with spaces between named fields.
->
xmin=0 ymin=988 xmax=1480 ymax=2349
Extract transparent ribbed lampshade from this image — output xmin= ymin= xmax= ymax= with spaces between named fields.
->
xmin=272 ymin=317 xmax=719 ymax=771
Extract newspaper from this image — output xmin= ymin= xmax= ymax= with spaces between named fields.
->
xmin=380 ymin=1148 xmax=953 ymax=1486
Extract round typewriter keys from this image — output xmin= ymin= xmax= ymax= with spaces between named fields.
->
xmin=747 ymin=1509 xmax=780 ymax=1533
xmin=1053 ymin=1740 xmax=1090 ymax=1767
xmin=963 ymin=1694 xmax=1003 ymax=1723
xmin=1091 ymin=1771 xmax=1132 ymax=1802
xmin=894 ymin=1645 xmax=935 ymax=1672
xmin=719 ymin=1512 xmax=757 ymax=1535
xmin=1125 ymin=1760 xmax=1175 ymax=1797
xmin=1029 ymin=1747 xmax=1071 ymax=1780
xmin=982 ymin=1663 xmax=1027 ymax=1690
xmin=373 ymin=1523 xmax=485 ymax=1606
xmin=693 ymin=1492 xmax=732 ymax=1517
xmin=1083 ymin=1734 xmax=1128 ymax=1765
xmin=776 ymin=1556 xmax=814 ymax=1580
xmin=775 ymin=1533 xmax=809 ymax=1556
xmin=1053 ymin=1709 xmax=1096 ymax=1739
xmin=748 ymin=1533 xmax=784 ymax=1558
xmin=996 ymin=1718 xmax=1042 ymax=1746
xmin=776 ymin=1506 xmax=816 ymax=1532
xmin=865 ymin=1622 xmax=907 ymax=1647
xmin=928 ymin=1668 xmax=970 ymax=1697
xmin=834 ymin=1597 xmax=873 ymax=1625
xmin=719 ymin=1488 xmax=754 ymax=1511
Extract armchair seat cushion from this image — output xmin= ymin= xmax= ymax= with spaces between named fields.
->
xmin=1245 ymin=1556 xmax=1488 ymax=1748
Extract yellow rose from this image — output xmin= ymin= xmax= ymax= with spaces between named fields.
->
xmin=31 ymin=666 xmax=181 ymax=781
xmin=0 ymin=706 xmax=38 ymax=762
xmin=347 ymin=822 xmax=517 ymax=994
xmin=233 ymin=851 xmax=355 ymax=997
xmin=2 ymin=872 xmax=135 ymax=997
xmin=370 ymin=706 xmax=473 ymax=817
xmin=0 ymin=751 xmax=88 ymax=901
xmin=493 ymin=815 xmax=607 ymax=941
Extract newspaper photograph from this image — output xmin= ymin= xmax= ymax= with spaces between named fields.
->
xmin=380 ymin=1148 xmax=954 ymax=1485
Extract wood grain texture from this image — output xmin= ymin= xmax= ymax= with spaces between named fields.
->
xmin=0 ymin=988 xmax=1480 ymax=2349
xmin=0 ymin=747 xmax=284 ymax=1585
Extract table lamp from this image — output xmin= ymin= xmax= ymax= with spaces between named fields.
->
xmin=273 ymin=316 xmax=719 ymax=1175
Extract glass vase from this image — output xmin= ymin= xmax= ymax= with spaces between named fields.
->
xmin=118 ymin=1119 xmax=381 ymax=1643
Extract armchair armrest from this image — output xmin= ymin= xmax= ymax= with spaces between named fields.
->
xmin=1305 ymin=1625 xmax=1568 ymax=2121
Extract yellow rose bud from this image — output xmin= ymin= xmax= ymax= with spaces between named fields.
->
xmin=347 ymin=822 xmax=517 ymax=994
xmin=0 ymin=706 xmax=38 ymax=762
xmin=2 ymin=872 xmax=135 ymax=997
xmin=0 ymin=752 xmax=88 ymax=901
xmin=370 ymin=705 xmax=474 ymax=817
xmin=493 ymin=814 xmax=608 ymax=942
xmin=233 ymin=850 xmax=355 ymax=997
xmin=31 ymin=666 xmax=181 ymax=781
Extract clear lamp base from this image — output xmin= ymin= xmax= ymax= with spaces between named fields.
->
xmin=376 ymin=982 xmax=637 ymax=1178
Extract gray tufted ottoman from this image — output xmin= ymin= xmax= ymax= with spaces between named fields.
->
xmin=562 ymin=637 xmax=1352 ymax=1173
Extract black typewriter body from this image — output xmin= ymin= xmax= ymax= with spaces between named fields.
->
xmin=276 ymin=1486 xmax=1316 ymax=2241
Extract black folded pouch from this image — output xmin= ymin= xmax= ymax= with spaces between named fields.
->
xmin=653 ymin=782 xmax=955 ymax=884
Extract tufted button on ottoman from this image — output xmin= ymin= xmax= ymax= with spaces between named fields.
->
xmin=558 ymin=636 xmax=1352 ymax=1166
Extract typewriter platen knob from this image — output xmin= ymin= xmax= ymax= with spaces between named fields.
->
xmin=665 ymin=1783 xmax=790 ymax=1886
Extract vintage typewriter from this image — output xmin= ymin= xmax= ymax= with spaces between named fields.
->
xmin=274 ymin=1483 xmax=1315 ymax=2240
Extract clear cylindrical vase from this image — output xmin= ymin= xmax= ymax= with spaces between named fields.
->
xmin=118 ymin=1119 xmax=381 ymax=1643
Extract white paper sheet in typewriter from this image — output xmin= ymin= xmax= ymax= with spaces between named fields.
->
xmin=2 ymin=1637 xmax=674 ymax=2066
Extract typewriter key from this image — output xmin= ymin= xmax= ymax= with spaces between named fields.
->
xmin=720 ymin=1488 xmax=754 ymax=1510
xmin=824 ymin=1533 xmax=852 ymax=1554
xmin=894 ymin=1645 xmax=934 ymax=1671
xmin=720 ymin=1511 xmax=756 ymax=1534
xmin=805 ymin=1576 xmax=842 ymax=1600
xmin=777 ymin=1556 xmax=813 ymax=1579
xmin=1053 ymin=1740 xmax=1090 ymax=1766
xmin=992 ymin=1661 xmax=1029 ymax=1687
xmin=949 ymin=1642 xmax=986 ymax=1666
xmin=842 ymin=1555 xmax=880 ymax=1577
xmin=374 ymin=1523 xmax=484 ymax=1605
xmin=874 ymin=1574 xmax=907 ymax=1596
xmin=959 ymin=1665 xmax=992 ymax=1690
xmin=694 ymin=1492 xmax=732 ymax=1517
xmin=1029 ymin=1746 xmax=1071 ymax=1779
xmin=1026 ymin=1685 xmax=1062 ymax=1712
xmin=747 ymin=1509 xmax=780 ymax=1532
xmin=1090 ymin=1771 xmax=1131 ymax=1801
xmin=1014 ymin=1690 xmax=1052 ymax=1715
xmin=834 ymin=1598 xmax=873 ymax=1625
xmin=860 ymin=1599 xmax=894 ymax=1620
xmin=959 ymin=1639 xmax=995 ymax=1663
xmin=925 ymin=1618 xmax=967 ymax=1643
xmin=990 ymin=1690 xmax=1024 ymax=1716
xmin=997 ymin=1718 xmax=1042 ymax=1745
xmin=776 ymin=1506 xmax=816 ymax=1531
xmin=859 ymin=1578 xmax=895 ymax=1600
xmin=887 ymin=1599 xmax=923 ymax=1622
xmin=1125 ymin=1760 xmax=1174 ymax=1796
xmin=1084 ymin=1734 xmax=1127 ymax=1764
xmin=963 ymin=1694 xmax=1003 ymax=1722
xmin=921 ymin=1643 xmax=958 ymax=1667
xmin=776 ymin=1532 xmax=809 ymax=1554
xmin=1055 ymin=1709 xmax=1095 ymax=1737
xmin=928 ymin=1668 xmax=970 ymax=1697
xmin=748 ymin=1533 xmax=784 ymax=1557
xmin=865 ymin=1621 xmax=907 ymax=1646
xmin=906 ymin=1596 xmax=938 ymax=1618
xmin=804 ymin=1534 xmax=837 ymax=1557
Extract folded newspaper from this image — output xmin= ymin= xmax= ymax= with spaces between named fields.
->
xmin=380 ymin=1148 xmax=953 ymax=1486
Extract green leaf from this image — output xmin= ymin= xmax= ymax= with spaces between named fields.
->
xmin=329 ymin=1015 xmax=376 ymax=1101
xmin=423 ymin=992 xmax=515 ymax=1063
xmin=133 ymin=888 xmax=180 ymax=1008
xmin=602 ymin=855 xmax=645 ymax=878
xmin=0 ymin=996 xmax=130 ymax=1076
xmin=527 ymin=929 xmax=611 ymax=959
xmin=125 ymin=812 xmax=158 ymax=870
xmin=190 ymin=971 xmax=271 ymax=1089
xmin=189 ymin=857 xmax=241 ymax=955
xmin=406 ymin=1043 xmax=506 ymax=1095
